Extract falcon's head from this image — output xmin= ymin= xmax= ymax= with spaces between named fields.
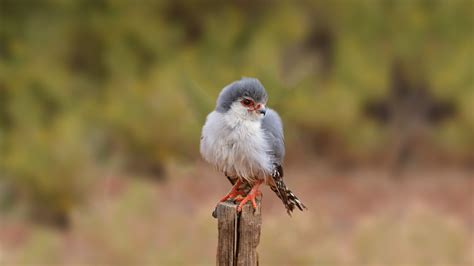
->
xmin=215 ymin=78 xmax=268 ymax=121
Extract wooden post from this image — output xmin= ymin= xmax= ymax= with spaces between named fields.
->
xmin=216 ymin=201 xmax=262 ymax=266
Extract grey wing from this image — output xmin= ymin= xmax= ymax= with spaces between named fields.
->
xmin=261 ymin=108 xmax=285 ymax=164
xmin=262 ymin=110 xmax=307 ymax=215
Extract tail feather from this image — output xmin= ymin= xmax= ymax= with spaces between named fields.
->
xmin=270 ymin=165 xmax=307 ymax=215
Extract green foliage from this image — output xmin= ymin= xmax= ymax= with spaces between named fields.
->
xmin=0 ymin=0 xmax=472 ymax=221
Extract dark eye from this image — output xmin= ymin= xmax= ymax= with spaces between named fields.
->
xmin=241 ymin=99 xmax=253 ymax=106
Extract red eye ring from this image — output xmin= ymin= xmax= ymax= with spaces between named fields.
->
xmin=241 ymin=99 xmax=254 ymax=106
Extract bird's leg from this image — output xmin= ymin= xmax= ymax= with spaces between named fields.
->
xmin=212 ymin=179 xmax=247 ymax=219
xmin=237 ymin=180 xmax=263 ymax=212
xmin=219 ymin=179 xmax=245 ymax=202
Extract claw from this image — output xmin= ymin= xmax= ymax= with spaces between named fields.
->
xmin=233 ymin=194 xmax=245 ymax=202
xmin=237 ymin=180 xmax=263 ymax=212
xmin=219 ymin=180 xmax=244 ymax=202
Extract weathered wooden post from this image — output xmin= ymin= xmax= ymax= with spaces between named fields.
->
xmin=215 ymin=201 xmax=262 ymax=266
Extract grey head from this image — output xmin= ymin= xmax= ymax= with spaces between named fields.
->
xmin=215 ymin=78 xmax=268 ymax=113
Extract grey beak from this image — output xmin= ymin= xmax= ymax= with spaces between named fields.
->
xmin=258 ymin=108 xmax=266 ymax=115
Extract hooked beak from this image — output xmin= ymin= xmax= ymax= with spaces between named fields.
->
xmin=257 ymin=105 xmax=266 ymax=115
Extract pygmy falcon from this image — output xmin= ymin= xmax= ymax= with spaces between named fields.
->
xmin=200 ymin=78 xmax=306 ymax=215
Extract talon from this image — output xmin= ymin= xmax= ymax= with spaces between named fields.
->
xmin=237 ymin=180 xmax=263 ymax=212
xmin=233 ymin=194 xmax=245 ymax=202
xmin=219 ymin=180 xmax=244 ymax=202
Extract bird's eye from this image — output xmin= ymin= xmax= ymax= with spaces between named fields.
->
xmin=241 ymin=99 xmax=253 ymax=106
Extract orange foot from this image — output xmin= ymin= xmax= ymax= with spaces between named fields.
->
xmin=237 ymin=180 xmax=263 ymax=212
xmin=219 ymin=179 xmax=245 ymax=202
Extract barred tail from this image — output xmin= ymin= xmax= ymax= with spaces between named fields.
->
xmin=270 ymin=165 xmax=307 ymax=215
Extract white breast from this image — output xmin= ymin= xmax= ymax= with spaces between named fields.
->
xmin=200 ymin=111 xmax=272 ymax=183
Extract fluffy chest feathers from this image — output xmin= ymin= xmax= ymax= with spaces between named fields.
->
xmin=200 ymin=111 xmax=272 ymax=181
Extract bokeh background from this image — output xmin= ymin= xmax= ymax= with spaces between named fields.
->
xmin=0 ymin=0 xmax=473 ymax=265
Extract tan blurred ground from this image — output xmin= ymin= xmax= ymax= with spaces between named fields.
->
xmin=1 ymin=162 xmax=472 ymax=266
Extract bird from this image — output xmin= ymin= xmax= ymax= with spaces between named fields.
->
xmin=200 ymin=77 xmax=306 ymax=215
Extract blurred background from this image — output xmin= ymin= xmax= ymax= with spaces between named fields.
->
xmin=0 ymin=0 xmax=473 ymax=265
